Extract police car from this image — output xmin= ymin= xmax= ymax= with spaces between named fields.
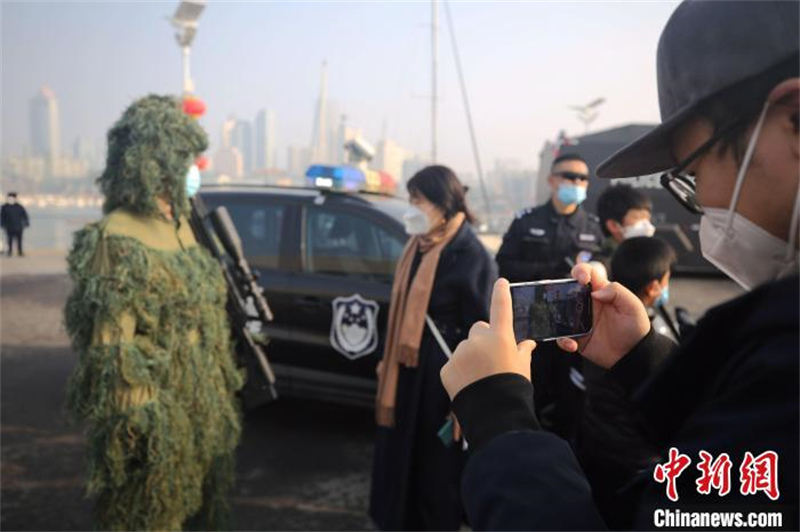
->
xmin=198 ymin=167 xmax=407 ymax=408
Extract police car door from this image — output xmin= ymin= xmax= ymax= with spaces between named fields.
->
xmin=293 ymin=202 xmax=403 ymax=403
xmin=199 ymin=191 xmax=299 ymax=367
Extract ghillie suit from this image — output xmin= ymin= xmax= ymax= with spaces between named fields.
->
xmin=64 ymin=95 xmax=244 ymax=531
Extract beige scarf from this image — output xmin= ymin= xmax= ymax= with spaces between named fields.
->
xmin=375 ymin=212 xmax=466 ymax=427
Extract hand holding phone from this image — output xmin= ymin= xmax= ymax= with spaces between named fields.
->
xmin=440 ymin=279 xmax=537 ymax=401
xmin=556 ymin=263 xmax=651 ymax=369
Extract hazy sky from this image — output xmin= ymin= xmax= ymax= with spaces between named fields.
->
xmin=2 ymin=0 xmax=679 ymax=175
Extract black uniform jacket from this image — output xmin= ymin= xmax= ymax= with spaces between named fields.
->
xmin=370 ymin=220 xmax=497 ymax=531
xmin=453 ymin=275 xmax=799 ymax=531
xmin=496 ymin=201 xmax=603 ymax=283
xmin=0 ymin=203 xmax=29 ymax=233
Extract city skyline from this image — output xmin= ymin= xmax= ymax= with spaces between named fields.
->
xmin=2 ymin=2 xmax=676 ymax=179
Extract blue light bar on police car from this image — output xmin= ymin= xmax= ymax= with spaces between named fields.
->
xmin=306 ymin=165 xmax=366 ymax=192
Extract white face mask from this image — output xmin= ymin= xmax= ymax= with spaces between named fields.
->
xmin=403 ymin=205 xmax=431 ymax=236
xmin=623 ymin=219 xmax=656 ymax=239
xmin=699 ymin=100 xmax=800 ymax=291
xmin=7 ymin=197 xmax=16 ymax=205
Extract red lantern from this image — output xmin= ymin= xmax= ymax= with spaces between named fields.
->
xmin=183 ymin=96 xmax=206 ymax=119
xmin=196 ymin=156 xmax=209 ymax=171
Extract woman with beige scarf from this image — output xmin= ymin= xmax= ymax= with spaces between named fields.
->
xmin=369 ymin=166 xmax=497 ymax=530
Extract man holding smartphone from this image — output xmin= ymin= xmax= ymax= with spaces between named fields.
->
xmin=441 ymin=1 xmax=799 ymax=529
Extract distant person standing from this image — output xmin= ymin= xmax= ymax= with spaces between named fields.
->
xmin=496 ymin=153 xmax=603 ymax=441
xmin=1 ymin=193 xmax=30 ymax=257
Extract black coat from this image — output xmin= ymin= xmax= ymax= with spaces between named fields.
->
xmin=1 ymin=203 xmax=29 ymax=233
xmin=457 ymin=275 xmax=799 ymax=530
xmin=578 ymin=356 xmax=667 ymax=529
xmin=496 ymin=201 xmax=603 ymax=283
xmin=370 ymin=221 xmax=497 ymax=531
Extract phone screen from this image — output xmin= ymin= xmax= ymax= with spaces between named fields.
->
xmin=510 ymin=280 xmax=592 ymax=342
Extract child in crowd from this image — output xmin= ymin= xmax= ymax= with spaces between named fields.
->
xmin=577 ymin=236 xmax=676 ymax=530
xmin=590 ymin=185 xmax=655 ymax=274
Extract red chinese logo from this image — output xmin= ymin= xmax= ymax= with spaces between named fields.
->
xmin=740 ymin=451 xmax=780 ymax=501
xmin=696 ymin=450 xmax=733 ymax=496
xmin=655 ymin=449 xmax=781 ymax=502
xmin=654 ymin=447 xmax=692 ymax=502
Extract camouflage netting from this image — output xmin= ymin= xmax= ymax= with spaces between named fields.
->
xmin=64 ymin=95 xmax=242 ymax=531
xmin=98 ymin=94 xmax=207 ymax=221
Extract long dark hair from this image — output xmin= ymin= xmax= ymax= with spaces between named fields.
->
xmin=406 ymin=165 xmax=476 ymax=224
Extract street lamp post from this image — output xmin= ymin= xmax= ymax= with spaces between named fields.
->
xmin=170 ymin=0 xmax=206 ymax=95
xmin=569 ymin=97 xmax=606 ymax=135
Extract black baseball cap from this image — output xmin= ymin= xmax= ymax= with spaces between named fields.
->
xmin=597 ymin=0 xmax=800 ymax=179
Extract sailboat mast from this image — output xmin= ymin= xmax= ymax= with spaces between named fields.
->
xmin=431 ymin=0 xmax=439 ymax=164
xmin=444 ymin=0 xmax=492 ymax=226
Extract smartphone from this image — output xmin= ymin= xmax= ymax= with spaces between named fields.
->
xmin=509 ymin=279 xmax=593 ymax=342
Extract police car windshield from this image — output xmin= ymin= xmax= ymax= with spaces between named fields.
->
xmin=366 ymin=196 xmax=407 ymax=223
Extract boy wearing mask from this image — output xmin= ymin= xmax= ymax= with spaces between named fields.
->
xmin=578 ymin=236 xmax=676 ymax=530
xmin=596 ymin=184 xmax=655 ymax=256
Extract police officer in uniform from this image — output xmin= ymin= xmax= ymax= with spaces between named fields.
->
xmin=497 ymin=153 xmax=603 ymax=282
xmin=496 ymin=153 xmax=603 ymax=441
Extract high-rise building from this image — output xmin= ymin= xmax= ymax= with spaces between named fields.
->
xmin=287 ymin=145 xmax=310 ymax=177
xmin=325 ymin=101 xmax=341 ymax=163
xmin=309 ymin=61 xmax=330 ymax=164
xmin=29 ymin=86 xmax=61 ymax=162
xmin=375 ymin=138 xmax=408 ymax=182
xmin=73 ymin=136 xmax=102 ymax=170
xmin=489 ymin=158 xmax=535 ymax=213
xmin=230 ymin=120 xmax=253 ymax=175
xmin=254 ymin=109 xmax=276 ymax=171
xmin=221 ymin=117 xmax=236 ymax=148
xmin=213 ymin=146 xmax=244 ymax=179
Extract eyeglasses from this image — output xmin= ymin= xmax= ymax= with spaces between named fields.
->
xmin=660 ymin=118 xmax=742 ymax=215
xmin=554 ymin=171 xmax=589 ymax=182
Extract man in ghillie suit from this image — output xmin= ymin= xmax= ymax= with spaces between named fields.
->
xmin=64 ymin=94 xmax=243 ymax=531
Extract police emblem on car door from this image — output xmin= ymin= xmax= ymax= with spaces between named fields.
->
xmin=330 ymin=294 xmax=380 ymax=360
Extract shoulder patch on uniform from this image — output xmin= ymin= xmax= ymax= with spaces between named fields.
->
xmin=514 ymin=207 xmax=532 ymax=219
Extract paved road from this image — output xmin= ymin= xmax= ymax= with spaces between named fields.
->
xmin=1 ymin=272 xmax=377 ymax=531
xmin=0 ymin=254 xmax=743 ymax=531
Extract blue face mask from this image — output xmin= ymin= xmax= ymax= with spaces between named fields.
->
xmin=185 ymin=165 xmax=201 ymax=198
xmin=557 ymin=183 xmax=587 ymax=206
xmin=656 ymin=284 xmax=669 ymax=307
